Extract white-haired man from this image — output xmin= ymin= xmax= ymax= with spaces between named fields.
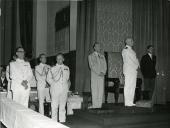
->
xmin=122 ymin=38 xmax=139 ymax=107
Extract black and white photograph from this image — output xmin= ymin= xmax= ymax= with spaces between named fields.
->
xmin=0 ymin=0 xmax=170 ymax=128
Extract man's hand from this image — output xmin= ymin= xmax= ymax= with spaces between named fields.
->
xmin=45 ymin=83 xmax=50 ymax=88
xmin=45 ymin=66 xmax=50 ymax=74
xmin=21 ymin=80 xmax=28 ymax=90
xmin=68 ymin=79 xmax=71 ymax=89
xmin=99 ymin=72 xmax=105 ymax=77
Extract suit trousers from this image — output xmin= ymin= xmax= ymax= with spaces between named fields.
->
xmin=143 ymin=78 xmax=155 ymax=100
xmin=91 ymin=73 xmax=104 ymax=108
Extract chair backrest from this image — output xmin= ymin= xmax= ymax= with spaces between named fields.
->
xmin=104 ymin=52 xmax=123 ymax=78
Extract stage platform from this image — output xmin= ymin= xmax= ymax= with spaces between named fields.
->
xmin=74 ymin=103 xmax=170 ymax=126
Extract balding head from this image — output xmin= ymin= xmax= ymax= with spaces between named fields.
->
xmin=125 ymin=38 xmax=134 ymax=47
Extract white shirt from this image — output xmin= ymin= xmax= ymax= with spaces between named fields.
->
xmin=148 ymin=53 xmax=152 ymax=59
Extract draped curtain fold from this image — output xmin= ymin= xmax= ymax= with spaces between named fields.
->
xmin=0 ymin=0 xmax=33 ymax=65
xmin=1 ymin=0 xmax=18 ymax=65
xmin=19 ymin=0 xmax=33 ymax=60
xmin=133 ymin=0 xmax=170 ymax=103
xmin=75 ymin=0 xmax=97 ymax=94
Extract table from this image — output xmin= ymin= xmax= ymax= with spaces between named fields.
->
xmin=0 ymin=91 xmax=7 ymax=98
xmin=67 ymin=95 xmax=83 ymax=115
xmin=0 ymin=97 xmax=69 ymax=128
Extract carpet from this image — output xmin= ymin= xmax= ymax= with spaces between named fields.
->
xmin=74 ymin=103 xmax=170 ymax=126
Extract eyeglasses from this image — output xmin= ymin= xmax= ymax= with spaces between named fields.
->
xmin=17 ymin=51 xmax=25 ymax=53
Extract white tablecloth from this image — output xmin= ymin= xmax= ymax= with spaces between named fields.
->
xmin=67 ymin=95 xmax=83 ymax=115
xmin=0 ymin=97 xmax=69 ymax=128
xmin=0 ymin=91 xmax=7 ymax=98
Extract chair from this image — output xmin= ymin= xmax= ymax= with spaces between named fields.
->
xmin=105 ymin=77 xmax=120 ymax=103
xmin=104 ymin=52 xmax=142 ymax=103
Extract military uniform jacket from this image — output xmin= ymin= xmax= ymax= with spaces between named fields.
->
xmin=47 ymin=64 xmax=70 ymax=92
xmin=122 ymin=45 xmax=139 ymax=74
xmin=10 ymin=59 xmax=33 ymax=91
xmin=35 ymin=63 xmax=50 ymax=89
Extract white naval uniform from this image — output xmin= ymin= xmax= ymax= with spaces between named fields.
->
xmin=6 ymin=65 xmax=12 ymax=99
xmin=10 ymin=59 xmax=33 ymax=107
xmin=122 ymin=45 xmax=139 ymax=106
xmin=88 ymin=52 xmax=107 ymax=108
xmin=35 ymin=63 xmax=51 ymax=115
xmin=47 ymin=64 xmax=70 ymax=122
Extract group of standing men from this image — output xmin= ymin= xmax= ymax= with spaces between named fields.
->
xmin=2 ymin=37 xmax=156 ymax=123
xmin=89 ymin=38 xmax=156 ymax=108
xmin=5 ymin=47 xmax=70 ymax=123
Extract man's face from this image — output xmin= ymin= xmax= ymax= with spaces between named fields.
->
xmin=16 ymin=48 xmax=25 ymax=59
xmin=56 ymin=55 xmax=64 ymax=65
xmin=1 ymin=71 xmax=6 ymax=78
xmin=94 ymin=43 xmax=101 ymax=52
xmin=148 ymin=47 xmax=154 ymax=54
xmin=126 ymin=38 xmax=134 ymax=47
xmin=40 ymin=55 xmax=47 ymax=64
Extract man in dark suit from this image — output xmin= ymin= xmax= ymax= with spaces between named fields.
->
xmin=140 ymin=45 xmax=156 ymax=100
xmin=0 ymin=68 xmax=8 ymax=90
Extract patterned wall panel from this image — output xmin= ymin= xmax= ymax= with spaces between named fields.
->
xmin=55 ymin=27 xmax=69 ymax=53
xmin=107 ymin=52 xmax=123 ymax=78
xmin=47 ymin=1 xmax=69 ymax=56
xmin=97 ymin=0 xmax=132 ymax=77
xmin=97 ymin=0 xmax=132 ymax=52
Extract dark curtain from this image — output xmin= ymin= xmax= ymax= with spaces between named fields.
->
xmin=19 ymin=0 xmax=33 ymax=60
xmin=75 ymin=0 xmax=97 ymax=94
xmin=1 ymin=0 xmax=33 ymax=65
xmin=133 ymin=0 xmax=170 ymax=103
xmin=1 ymin=0 xmax=18 ymax=65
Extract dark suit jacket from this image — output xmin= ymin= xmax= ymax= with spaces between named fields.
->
xmin=0 ymin=77 xmax=8 ymax=90
xmin=140 ymin=54 xmax=156 ymax=78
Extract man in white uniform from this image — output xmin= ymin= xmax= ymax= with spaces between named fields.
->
xmin=47 ymin=53 xmax=70 ymax=123
xmin=35 ymin=53 xmax=51 ymax=115
xmin=6 ymin=55 xmax=17 ymax=99
xmin=88 ymin=42 xmax=107 ymax=108
xmin=10 ymin=47 xmax=33 ymax=107
xmin=122 ymin=38 xmax=140 ymax=106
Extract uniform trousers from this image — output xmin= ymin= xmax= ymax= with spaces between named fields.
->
xmin=124 ymin=71 xmax=137 ymax=106
xmin=51 ymin=86 xmax=68 ymax=122
xmin=12 ymin=84 xmax=30 ymax=108
xmin=38 ymin=87 xmax=51 ymax=115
